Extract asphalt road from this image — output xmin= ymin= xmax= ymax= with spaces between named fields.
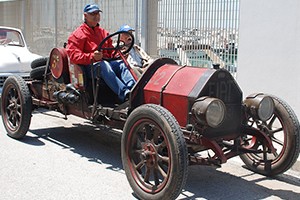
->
xmin=0 ymin=109 xmax=299 ymax=200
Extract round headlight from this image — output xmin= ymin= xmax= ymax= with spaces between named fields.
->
xmin=258 ymin=96 xmax=274 ymax=121
xmin=244 ymin=94 xmax=275 ymax=121
xmin=206 ymin=100 xmax=226 ymax=127
xmin=192 ymin=97 xmax=226 ymax=128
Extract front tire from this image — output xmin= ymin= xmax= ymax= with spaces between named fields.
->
xmin=240 ymin=95 xmax=300 ymax=176
xmin=1 ymin=75 xmax=32 ymax=139
xmin=121 ymin=104 xmax=188 ymax=200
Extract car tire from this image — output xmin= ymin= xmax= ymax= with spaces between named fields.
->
xmin=1 ymin=75 xmax=32 ymax=139
xmin=121 ymin=104 xmax=188 ymax=200
xmin=240 ymin=95 xmax=300 ymax=176
xmin=30 ymin=66 xmax=47 ymax=80
xmin=31 ymin=57 xmax=49 ymax=69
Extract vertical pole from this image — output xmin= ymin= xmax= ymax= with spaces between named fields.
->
xmin=141 ymin=0 xmax=148 ymax=52
xmin=135 ymin=0 xmax=139 ymax=45
xmin=141 ymin=0 xmax=158 ymax=57
xmin=21 ymin=0 xmax=26 ymax=38
xmin=55 ymin=0 xmax=58 ymax=47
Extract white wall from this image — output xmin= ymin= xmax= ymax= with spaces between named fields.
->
xmin=237 ymin=0 xmax=300 ymax=117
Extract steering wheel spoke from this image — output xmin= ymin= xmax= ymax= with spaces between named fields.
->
xmin=98 ymin=31 xmax=134 ymax=61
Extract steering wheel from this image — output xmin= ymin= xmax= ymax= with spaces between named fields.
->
xmin=98 ymin=31 xmax=135 ymax=61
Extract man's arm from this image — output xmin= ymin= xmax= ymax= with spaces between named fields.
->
xmin=67 ymin=35 xmax=95 ymax=65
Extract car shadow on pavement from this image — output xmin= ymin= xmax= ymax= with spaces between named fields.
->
xmin=179 ymin=165 xmax=300 ymax=200
xmin=20 ymin=123 xmax=299 ymax=200
xmin=27 ymin=123 xmax=124 ymax=172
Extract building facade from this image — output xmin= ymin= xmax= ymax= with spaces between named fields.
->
xmin=237 ymin=0 xmax=300 ymax=118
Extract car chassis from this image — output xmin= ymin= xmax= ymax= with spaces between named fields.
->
xmin=1 ymin=31 xmax=300 ymax=200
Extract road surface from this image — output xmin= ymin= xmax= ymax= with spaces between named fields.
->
xmin=0 ymin=110 xmax=299 ymax=200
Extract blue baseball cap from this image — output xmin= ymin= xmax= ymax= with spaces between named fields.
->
xmin=83 ymin=3 xmax=102 ymax=13
xmin=119 ymin=24 xmax=135 ymax=32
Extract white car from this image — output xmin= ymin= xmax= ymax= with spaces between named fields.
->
xmin=0 ymin=26 xmax=41 ymax=94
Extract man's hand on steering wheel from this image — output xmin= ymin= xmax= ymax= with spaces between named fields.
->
xmin=93 ymin=50 xmax=103 ymax=61
xmin=98 ymin=31 xmax=134 ymax=61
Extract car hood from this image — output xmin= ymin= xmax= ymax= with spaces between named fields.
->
xmin=0 ymin=46 xmax=41 ymax=73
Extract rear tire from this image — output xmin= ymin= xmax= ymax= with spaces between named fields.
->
xmin=122 ymin=104 xmax=188 ymax=200
xmin=31 ymin=57 xmax=48 ymax=69
xmin=1 ymin=75 xmax=32 ymax=139
xmin=30 ymin=66 xmax=47 ymax=80
xmin=240 ymin=95 xmax=300 ymax=176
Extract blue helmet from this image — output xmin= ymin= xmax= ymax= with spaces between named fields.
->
xmin=119 ymin=24 xmax=135 ymax=32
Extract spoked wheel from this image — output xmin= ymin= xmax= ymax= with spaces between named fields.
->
xmin=1 ymin=75 xmax=32 ymax=139
xmin=122 ymin=104 xmax=188 ymax=200
xmin=240 ymin=95 xmax=300 ymax=176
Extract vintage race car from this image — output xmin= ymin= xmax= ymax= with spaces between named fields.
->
xmin=1 ymin=31 xmax=299 ymax=200
xmin=0 ymin=26 xmax=41 ymax=94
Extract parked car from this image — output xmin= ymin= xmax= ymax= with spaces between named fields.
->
xmin=0 ymin=26 xmax=41 ymax=95
xmin=1 ymin=31 xmax=299 ymax=200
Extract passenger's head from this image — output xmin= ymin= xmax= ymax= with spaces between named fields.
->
xmin=119 ymin=25 xmax=135 ymax=45
xmin=83 ymin=3 xmax=102 ymax=27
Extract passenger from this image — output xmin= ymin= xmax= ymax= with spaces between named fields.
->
xmin=66 ymin=4 xmax=136 ymax=102
xmin=119 ymin=25 xmax=154 ymax=77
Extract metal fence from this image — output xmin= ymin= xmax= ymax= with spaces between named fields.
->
xmin=0 ymin=0 xmax=239 ymax=74
xmin=158 ymin=0 xmax=239 ymax=74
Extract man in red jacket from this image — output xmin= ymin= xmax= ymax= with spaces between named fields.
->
xmin=66 ymin=3 xmax=135 ymax=102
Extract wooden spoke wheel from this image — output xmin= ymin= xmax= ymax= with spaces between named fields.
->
xmin=121 ymin=104 xmax=188 ymax=200
xmin=1 ymin=75 xmax=32 ymax=139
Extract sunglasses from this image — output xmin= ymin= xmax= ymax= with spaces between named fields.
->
xmin=88 ymin=11 xmax=100 ymax=16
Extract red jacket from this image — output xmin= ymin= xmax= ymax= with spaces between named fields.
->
xmin=66 ymin=23 xmax=112 ymax=65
